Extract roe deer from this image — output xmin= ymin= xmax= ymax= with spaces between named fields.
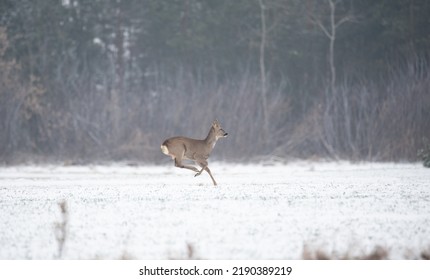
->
xmin=161 ymin=119 xmax=228 ymax=186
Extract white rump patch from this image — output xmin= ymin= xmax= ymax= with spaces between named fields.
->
xmin=160 ymin=145 xmax=169 ymax=155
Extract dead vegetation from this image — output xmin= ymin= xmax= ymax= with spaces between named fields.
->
xmin=168 ymin=243 xmax=200 ymax=260
xmin=54 ymin=200 xmax=68 ymax=259
xmin=302 ymin=245 xmax=430 ymax=260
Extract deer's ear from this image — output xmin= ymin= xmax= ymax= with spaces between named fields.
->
xmin=212 ymin=119 xmax=219 ymax=126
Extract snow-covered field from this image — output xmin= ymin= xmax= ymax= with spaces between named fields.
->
xmin=0 ymin=162 xmax=429 ymax=259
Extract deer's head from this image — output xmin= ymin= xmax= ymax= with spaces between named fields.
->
xmin=212 ymin=119 xmax=228 ymax=140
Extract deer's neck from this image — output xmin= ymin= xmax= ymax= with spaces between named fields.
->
xmin=204 ymin=127 xmax=218 ymax=150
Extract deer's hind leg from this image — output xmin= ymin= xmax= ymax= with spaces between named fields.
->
xmin=174 ymin=154 xmax=199 ymax=173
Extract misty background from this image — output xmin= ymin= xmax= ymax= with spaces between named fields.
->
xmin=0 ymin=0 xmax=429 ymax=165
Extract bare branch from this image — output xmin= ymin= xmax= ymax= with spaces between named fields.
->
xmin=335 ymin=15 xmax=353 ymax=28
xmin=312 ymin=17 xmax=333 ymax=39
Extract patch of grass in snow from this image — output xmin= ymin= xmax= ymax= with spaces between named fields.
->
xmin=54 ymin=200 xmax=68 ymax=259
xmin=302 ymin=245 xmax=430 ymax=260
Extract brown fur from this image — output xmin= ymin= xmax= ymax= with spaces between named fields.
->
xmin=161 ymin=120 xmax=227 ymax=186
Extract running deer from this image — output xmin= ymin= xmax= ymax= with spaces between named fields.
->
xmin=160 ymin=119 xmax=228 ymax=186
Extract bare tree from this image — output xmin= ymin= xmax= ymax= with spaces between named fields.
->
xmin=307 ymin=0 xmax=355 ymax=159
xmin=108 ymin=0 xmax=127 ymax=139
xmin=258 ymin=0 xmax=269 ymax=141
xmin=311 ymin=0 xmax=353 ymax=95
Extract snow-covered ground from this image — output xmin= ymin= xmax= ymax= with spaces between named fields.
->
xmin=0 ymin=162 xmax=429 ymax=259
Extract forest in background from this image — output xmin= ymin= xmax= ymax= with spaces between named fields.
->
xmin=0 ymin=0 xmax=429 ymax=164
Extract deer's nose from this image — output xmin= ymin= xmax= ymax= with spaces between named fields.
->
xmin=224 ymin=132 xmax=228 ymax=136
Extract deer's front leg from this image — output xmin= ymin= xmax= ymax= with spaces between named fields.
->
xmin=194 ymin=159 xmax=207 ymax=177
xmin=194 ymin=159 xmax=218 ymax=186
xmin=194 ymin=166 xmax=205 ymax=177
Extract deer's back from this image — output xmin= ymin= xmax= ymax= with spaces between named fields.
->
xmin=162 ymin=136 xmax=209 ymax=159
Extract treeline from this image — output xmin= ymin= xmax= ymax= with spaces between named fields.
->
xmin=0 ymin=0 xmax=429 ymax=164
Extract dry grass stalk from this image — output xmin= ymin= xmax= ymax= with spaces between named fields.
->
xmin=55 ymin=200 xmax=68 ymax=259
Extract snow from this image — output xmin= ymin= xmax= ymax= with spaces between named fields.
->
xmin=0 ymin=162 xmax=429 ymax=259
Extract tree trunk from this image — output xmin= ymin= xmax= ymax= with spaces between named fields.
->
xmin=258 ymin=0 xmax=269 ymax=144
